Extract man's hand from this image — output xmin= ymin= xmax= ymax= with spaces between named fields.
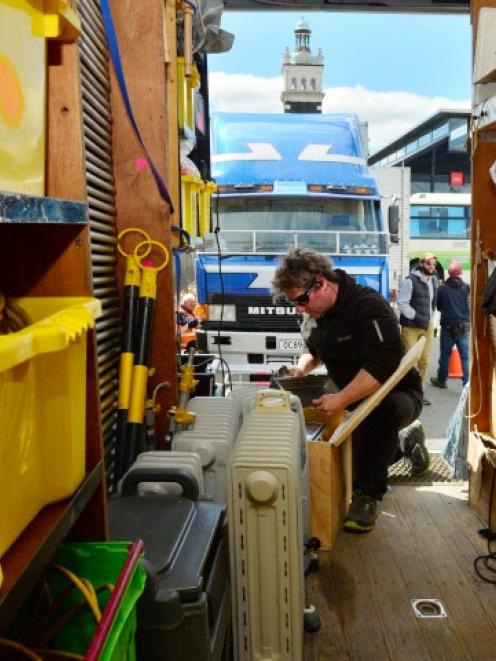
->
xmin=312 ymin=393 xmax=345 ymax=416
xmin=288 ymin=367 xmax=305 ymax=377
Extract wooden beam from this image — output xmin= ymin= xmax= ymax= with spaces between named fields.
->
xmin=108 ymin=0 xmax=179 ymax=441
xmin=470 ymin=139 xmax=496 ymax=431
xmin=470 ymin=0 xmax=496 ymax=432
xmin=46 ymin=40 xmax=86 ymax=203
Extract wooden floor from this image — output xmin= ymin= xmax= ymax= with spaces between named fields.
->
xmin=303 ymin=484 xmax=496 ymax=660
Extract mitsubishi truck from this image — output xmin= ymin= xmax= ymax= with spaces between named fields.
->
xmin=196 ymin=112 xmax=394 ymax=371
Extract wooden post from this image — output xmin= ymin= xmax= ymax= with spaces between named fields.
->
xmin=470 ymin=0 xmax=496 ymax=434
xmin=108 ymin=0 xmax=179 ymax=444
xmin=468 ymin=0 xmax=496 ymax=519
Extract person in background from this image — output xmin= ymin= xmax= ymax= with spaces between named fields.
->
xmin=430 ymin=261 xmax=470 ymax=388
xmin=397 ymin=252 xmax=438 ymax=405
xmin=272 ymin=249 xmax=426 ymax=533
xmin=176 ymin=292 xmax=199 ymax=351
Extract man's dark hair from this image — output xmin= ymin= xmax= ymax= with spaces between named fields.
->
xmin=272 ymin=248 xmax=338 ymax=294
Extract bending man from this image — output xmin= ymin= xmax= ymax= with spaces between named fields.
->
xmin=272 ymin=249 xmax=426 ymax=532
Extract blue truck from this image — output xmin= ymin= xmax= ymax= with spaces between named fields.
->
xmin=196 ymin=112 xmax=392 ymax=371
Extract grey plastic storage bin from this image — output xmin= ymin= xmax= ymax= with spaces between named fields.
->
xmin=108 ymin=467 xmax=230 ymax=661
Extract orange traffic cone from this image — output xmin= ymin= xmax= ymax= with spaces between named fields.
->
xmin=448 ymin=346 xmax=463 ymax=379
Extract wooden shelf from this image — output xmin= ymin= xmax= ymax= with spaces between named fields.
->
xmin=0 ymin=192 xmax=87 ymax=225
xmin=0 ymin=461 xmax=103 ymax=634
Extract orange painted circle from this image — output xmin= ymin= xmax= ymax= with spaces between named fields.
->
xmin=0 ymin=55 xmax=24 ymax=128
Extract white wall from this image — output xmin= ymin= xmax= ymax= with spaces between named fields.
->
xmin=372 ymin=166 xmax=411 ymax=298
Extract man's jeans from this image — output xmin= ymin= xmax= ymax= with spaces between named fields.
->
xmin=437 ymin=326 xmax=469 ymax=386
xmin=353 ymin=388 xmax=422 ymax=500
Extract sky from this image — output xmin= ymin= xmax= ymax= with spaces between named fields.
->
xmin=207 ymin=11 xmax=471 ymax=154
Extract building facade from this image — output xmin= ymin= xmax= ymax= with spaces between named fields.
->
xmin=369 ymin=110 xmax=471 ymax=194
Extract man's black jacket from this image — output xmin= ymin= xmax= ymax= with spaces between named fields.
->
xmin=305 ymin=270 xmax=422 ymax=399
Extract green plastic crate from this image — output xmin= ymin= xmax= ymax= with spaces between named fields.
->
xmin=47 ymin=542 xmax=146 ymax=660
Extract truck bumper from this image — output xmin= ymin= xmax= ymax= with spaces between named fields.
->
xmin=196 ymin=329 xmax=304 ymax=368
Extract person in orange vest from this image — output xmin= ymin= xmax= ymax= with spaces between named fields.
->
xmin=176 ymin=292 xmax=200 ymax=351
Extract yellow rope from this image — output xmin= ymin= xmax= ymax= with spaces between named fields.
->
xmin=0 ymin=291 xmax=32 ymax=334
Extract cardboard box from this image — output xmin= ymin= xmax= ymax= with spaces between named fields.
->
xmin=468 ymin=431 xmax=496 ymax=525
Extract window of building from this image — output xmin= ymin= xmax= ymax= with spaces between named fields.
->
xmin=301 ymin=79 xmax=306 ymax=90
xmin=448 ymin=117 xmax=469 ymax=152
xmin=432 ymin=122 xmax=449 ymax=141
xmin=310 ymin=78 xmax=316 ymax=90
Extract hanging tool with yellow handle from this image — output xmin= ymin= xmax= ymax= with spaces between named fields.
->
xmin=124 ymin=239 xmax=169 ymax=473
xmin=115 ymin=228 xmax=151 ymax=481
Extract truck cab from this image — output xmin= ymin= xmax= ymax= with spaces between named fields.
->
xmin=196 ymin=112 xmax=389 ymax=370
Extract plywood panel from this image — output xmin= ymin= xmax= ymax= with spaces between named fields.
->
xmin=306 ymin=440 xmax=346 ymax=550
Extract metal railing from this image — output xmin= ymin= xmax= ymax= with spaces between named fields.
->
xmin=202 ymin=229 xmax=388 ymax=256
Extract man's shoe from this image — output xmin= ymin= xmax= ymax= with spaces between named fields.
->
xmin=430 ymin=376 xmax=448 ymax=389
xmin=343 ymin=489 xmax=377 ymax=532
xmin=402 ymin=420 xmax=431 ymax=476
xmin=423 ymin=397 xmax=431 ymax=405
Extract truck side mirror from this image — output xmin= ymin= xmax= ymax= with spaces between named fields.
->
xmin=388 ymin=205 xmax=400 ymax=243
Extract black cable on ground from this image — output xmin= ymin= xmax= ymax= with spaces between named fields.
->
xmin=474 ymin=468 xmax=496 ymax=583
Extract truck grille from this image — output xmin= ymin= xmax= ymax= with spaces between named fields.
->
xmin=203 ymin=294 xmax=301 ymax=332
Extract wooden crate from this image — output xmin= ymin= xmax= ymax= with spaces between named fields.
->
xmin=305 ymin=409 xmax=346 ymax=551
xmin=468 ymin=431 xmax=496 ymax=525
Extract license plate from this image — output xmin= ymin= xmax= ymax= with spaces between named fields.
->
xmin=278 ymin=338 xmax=304 ymax=351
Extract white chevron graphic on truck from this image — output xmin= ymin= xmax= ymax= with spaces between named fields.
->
xmin=212 ymin=143 xmax=282 ymax=162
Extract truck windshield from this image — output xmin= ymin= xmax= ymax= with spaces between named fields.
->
xmin=211 ymin=196 xmax=386 ymax=254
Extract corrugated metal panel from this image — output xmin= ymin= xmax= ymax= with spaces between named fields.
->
xmin=79 ymin=0 xmax=120 ymax=491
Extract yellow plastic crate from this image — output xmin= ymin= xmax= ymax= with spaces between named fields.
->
xmin=181 ymin=174 xmax=204 ymax=237
xmin=0 ymin=296 xmax=101 ymax=558
xmin=0 ymin=1 xmax=80 ymax=195
xmin=177 ymin=57 xmax=200 ymax=134
xmin=198 ymin=181 xmax=216 ymax=237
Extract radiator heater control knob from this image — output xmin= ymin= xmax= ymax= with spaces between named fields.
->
xmin=246 ymin=471 xmax=278 ymax=503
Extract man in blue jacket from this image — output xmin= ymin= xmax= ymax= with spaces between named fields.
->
xmin=272 ymin=249 xmax=426 ymax=532
xmin=430 ymin=261 xmax=470 ymax=388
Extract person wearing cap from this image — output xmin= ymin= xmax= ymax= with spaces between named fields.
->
xmin=397 ymin=252 xmax=439 ymax=404
xmin=430 ymin=261 xmax=470 ymax=388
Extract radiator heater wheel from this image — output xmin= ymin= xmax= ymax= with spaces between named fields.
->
xmin=304 ymin=605 xmax=321 ymax=633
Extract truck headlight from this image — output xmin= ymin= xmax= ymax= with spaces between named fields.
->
xmin=208 ymin=304 xmax=236 ymax=322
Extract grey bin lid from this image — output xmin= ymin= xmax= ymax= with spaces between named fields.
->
xmin=272 ymin=374 xmax=337 ymax=408
xmin=108 ymin=496 xmax=225 ymax=600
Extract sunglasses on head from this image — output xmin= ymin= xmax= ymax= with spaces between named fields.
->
xmin=285 ymin=278 xmax=316 ymax=306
